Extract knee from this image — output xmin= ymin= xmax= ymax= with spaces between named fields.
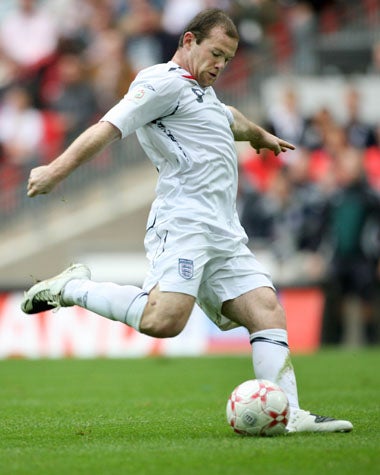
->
xmin=269 ymin=297 xmax=285 ymax=317
xmin=266 ymin=299 xmax=287 ymax=330
xmin=139 ymin=287 xmax=195 ymax=338
xmin=250 ymin=289 xmax=287 ymax=332
xmin=139 ymin=310 xmax=188 ymax=338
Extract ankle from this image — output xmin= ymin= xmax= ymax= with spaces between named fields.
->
xmin=61 ymin=279 xmax=84 ymax=306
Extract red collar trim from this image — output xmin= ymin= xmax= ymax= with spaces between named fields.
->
xmin=182 ymin=74 xmax=196 ymax=80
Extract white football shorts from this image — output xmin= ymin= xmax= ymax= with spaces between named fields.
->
xmin=142 ymin=221 xmax=274 ymax=330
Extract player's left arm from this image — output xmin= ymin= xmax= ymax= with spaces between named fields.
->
xmin=227 ymin=105 xmax=295 ymax=155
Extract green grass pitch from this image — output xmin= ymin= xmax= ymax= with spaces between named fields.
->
xmin=0 ymin=349 xmax=379 ymax=475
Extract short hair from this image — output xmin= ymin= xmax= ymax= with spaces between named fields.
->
xmin=178 ymin=8 xmax=239 ymax=48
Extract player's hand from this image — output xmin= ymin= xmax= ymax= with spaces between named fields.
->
xmin=27 ymin=165 xmax=58 ymax=197
xmin=250 ymin=131 xmax=295 ymax=156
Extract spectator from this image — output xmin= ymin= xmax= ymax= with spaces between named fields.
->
xmin=117 ymin=0 xmax=164 ymax=73
xmin=266 ymin=87 xmax=308 ymax=148
xmin=45 ymin=53 xmax=100 ymax=148
xmin=85 ymin=27 xmax=134 ymax=111
xmin=321 ymin=146 xmax=380 ymax=345
xmin=286 ymin=0 xmax=318 ymax=74
xmin=303 ymin=106 xmax=337 ymax=152
xmin=0 ymin=0 xmax=59 ymax=103
xmin=343 ymin=86 xmax=377 ymax=149
xmin=79 ymin=0 xmax=119 ymax=43
xmin=286 ymin=149 xmax=327 ymax=257
xmin=0 ymin=83 xmax=44 ymax=212
xmin=307 ymin=110 xmax=339 ymax=189
xmin=368 ymin=40 xmax=380 ymax=74
xmin=0 ymin=84 xmax=44 ymax=170
xmin=240 ymin=157 xmax=326 ymax=286
xmin=43 ymin=0 xmax=84 ymax=39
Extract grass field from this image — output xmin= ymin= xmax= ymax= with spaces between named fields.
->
xmin=0 ymin=349 xmax=379 ymax=475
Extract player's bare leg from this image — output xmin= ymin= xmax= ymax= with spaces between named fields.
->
xmin=221 ymin=287 xmax=299 ymax=409
xmin=21 ymin=264 xmax=195 ymax=338
xmin=221 ymin=286 xmax=286 ymax=334
xmin=221 ymin=287 xmax=353 ymax=433
xmin=21 ymin=265 xmax=352 ymax=432
xmin=139 ymin=285 xmax=196 ymax=338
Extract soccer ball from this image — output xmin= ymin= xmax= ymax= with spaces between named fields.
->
xmin=226 ymin=379 xmax=289 ymax=436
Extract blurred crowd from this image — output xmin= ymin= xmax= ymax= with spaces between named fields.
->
xmin=238 ymin=84 xmax=380 ymax=345
xmin=1 ymin=0 xmax=379 ymax=193
xmin=0 ymin=0 xmax=379 ymax=344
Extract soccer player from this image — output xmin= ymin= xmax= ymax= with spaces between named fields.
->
xmin=21 ymin=8 xmax=352 ymax=433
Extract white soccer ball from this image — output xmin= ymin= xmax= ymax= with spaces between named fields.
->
xmin=226 ymin=379 xmax=289 ymax=436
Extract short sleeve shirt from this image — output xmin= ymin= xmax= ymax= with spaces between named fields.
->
xmin=101 ymin=61 xmax=247 ymax=244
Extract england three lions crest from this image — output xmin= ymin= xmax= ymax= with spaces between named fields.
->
xmin=178 ymin=258 xmax=194 ymax=280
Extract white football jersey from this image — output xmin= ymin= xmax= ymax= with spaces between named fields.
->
xmin=101 ymin=61 xmax=247 ymax=244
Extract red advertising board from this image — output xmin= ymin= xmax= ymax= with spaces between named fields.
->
xmin=0 ymin=288 xmax=324 ymax=358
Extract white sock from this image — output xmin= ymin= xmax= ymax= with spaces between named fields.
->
xmin=250 ymin=328 xmax=300 ymax=409
xmin=62 ymin=279 xmax=147 ymax=331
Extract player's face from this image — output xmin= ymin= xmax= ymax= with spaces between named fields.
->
xmin=184 ymin=27 xmax=238 ymax=88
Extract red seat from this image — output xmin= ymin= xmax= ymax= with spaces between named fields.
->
xmin=364 ymin=146 xmax=380 ymax=190
xmin=240 ymin=150 xmax=283 ymax=192
xmin=40 ymin=110 xmax=65 ymax=163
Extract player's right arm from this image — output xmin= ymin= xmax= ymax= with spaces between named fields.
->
xmin=27 ymin=66 xmax=181 ymax=198
xmin=27 ymin=121 xmax=120 ymax=197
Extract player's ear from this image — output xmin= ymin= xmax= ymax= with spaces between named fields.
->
xmin=182 ymin=31 xmax=196 ymax=48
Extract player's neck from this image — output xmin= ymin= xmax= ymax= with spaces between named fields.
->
xmin=171 ymin=50 xmax=191 ymax=75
